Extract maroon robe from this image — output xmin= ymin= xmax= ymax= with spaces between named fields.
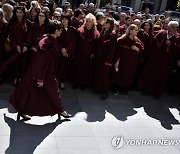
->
xmin=74 ymin=26 xmax=100 ymax=87
xmin=8 ymin=19 xmax=32 ymax=78
xmin=32 ymin=23 xmax=48 ymax=50
xmin=9 ymin=35 xmax=65 ymax=116
xmin=119 ymin=24 xmax=127 ymax=36
xmin=96 ymin=23 xmax=103 ymax=33
xmin=93 ymin=31 xmax=117 ymax=93
xmin=138 ymin=30 xmax=180 ymax=96
xmin=0 ymin=19 xmax=8 ymax=66
xmin=111 ymin=37 xmax=144 ymax=88
xmin=71 ymin=17 xmax=82 ymax=29
xmin=56 ymin=27 xmax=77 ymax=81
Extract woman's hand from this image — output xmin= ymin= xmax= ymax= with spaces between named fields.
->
xmin=114 ymin=60 xmax=120 ymax=71
xmin=17 ymin=45 xmax=21 ymax=53
xmin=22 ymin=46 xmax=27 ymax=53
xmin=61 ymin=48 xmax=68 ymax=57
xmin=131 ymin=45 xmax=139 ymax=52
xmin=32 ymin=47 xmax=37 ymax=52
xmin=37 ymin=80 xmax=44 ymax=87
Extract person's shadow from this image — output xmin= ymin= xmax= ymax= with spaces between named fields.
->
xmin=130 ymin=92 xmax=180 ymax=130
xmin=3 ymin=114 xmax=70 ymax=154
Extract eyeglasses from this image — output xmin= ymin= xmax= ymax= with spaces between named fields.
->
xmin=55 ymin=16 xmax=61 ymax=18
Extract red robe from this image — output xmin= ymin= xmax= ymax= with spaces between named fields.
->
xmin=93 ymin=31 xmax=117 ymax=92
xmin=56 ymin=27 xmax=77 ymax=81
xmin=111 ymin=37 xmax=144 ymax=88
xmin=9 ymin=35 xmax=65 ymax=116
xmin=71 ymin=17 xmax=82 ymax=29
xmin=0 ymin=19 xmax=8 ymax=66
xmin=138 ymin=30 xmax=180 ymax=96
xmin=32 ymin=23 xmax=48 ymax=50
xmin=74 ymin=26 xmax=100 ymax=87
xmin=8 ymin=19 xmax=32 ymax=78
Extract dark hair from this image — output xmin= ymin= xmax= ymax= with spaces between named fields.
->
xmin=108 ymin=11 xmax=114 ymax=17
xmin=74 ymin=9 xmax=83 ymax=18
xmin=61 ymin=13 xmax=71 ymax=27
xmin=140 ymin=21 xmax=153 ymax=33
xmin=125 ymin=16 xmax=131 ymax=21
xmin=104 ymin=17 xmax=114 ymax=34
xmin=29 ymin=7 xmax=40 ymax=22
xmin=38 ymin=10 xmax=49 ymax=31
xmin=48 ymin=20 xmax=62 ymax=34
xmin=7 ymin=6 xmax=27 ymax=31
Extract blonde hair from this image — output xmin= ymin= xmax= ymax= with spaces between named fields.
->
xmin=120 ymin=24 xmax=137 ymax=39
xmin=2 ymin=3 xmax=13 ymax=21
xmin=30 ymin=1 xmax=41 ymax=10
xmin=83 ymin=13 xmax=97 ymax=29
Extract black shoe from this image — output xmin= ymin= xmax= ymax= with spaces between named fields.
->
xmin=154 ymin=95 xmax=161 ymax=100
xmin=60 ymin=83 xmax=65 ymax=90
xmin=60 ymin=87 xmax=66 ymax=90
xmin=72 ymin=84 xmax=78 ymax=89
xmin=58 ymin=111 xmax=72 ymax=119
xmin=100 ymin=93 xmax=108 ymax=100
xmin=80 ymin=86 xmax=85 ymax=91
xmin=17 ymin=113 xmax=31 ymax=121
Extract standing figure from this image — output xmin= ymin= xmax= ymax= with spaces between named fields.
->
xmin=0 ymin=8 xmax=8 ymax=67
xmin=74 ymin=13 xmax=100 ymax=90
xmin=31 ymin=10 xmax=49 ymax=57
xmin=138 ymin=21 xmax=180 ymax=99
xmin=112 ymin=24 xmax=144 ymax=96
xmin=56 ymin=14 xmax=77 ymax=90
xmin=7 ymin=6 xmax=32 ymax=86
xmin=93 ymin=18 xmax=117 ymax=100
xmin=9 ymin=20 xmax=72 ymax=121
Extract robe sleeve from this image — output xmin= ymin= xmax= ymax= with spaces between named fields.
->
xmin=66 ymin=28 xmax=77 ymax=56
xmin=104 ymin=34 xmax=118 ymax=66
xmin=32 ymin=37 xmax=52 ymax=82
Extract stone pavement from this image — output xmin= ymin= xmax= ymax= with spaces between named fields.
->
xmin=0 ymin=82 xmax=180 ymax=154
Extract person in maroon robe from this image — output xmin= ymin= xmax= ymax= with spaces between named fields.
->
xmin=0 ymin=9 xmax=8 ymax=67
xmin=9 ymin=20 xmax=72 ymax=121
xmin=0 ymin=9 xmax=8 ymax=84
xmin=71 ymin=8 xmax=84 ymax=29
xmin=7 ymin=6 xmax=32 ymax=86
xmin=74 ymin=13 xmax=100 ymax=90
xmin=56 ymin=14 xmax=77 ymax=90
xmin=93 ymin=18 xmax=117 ymax=100
xmin=119 ymin=16 xmax=132 ymax=36
xmin=111 ymin=24 xmax=144 ymax=96
xmin=31 ymin=10 xmax=49 ymax=59
xmin=138 ymin=21 xmax=180 ymax=99
xmin=96 ymin=12 xmax=105 ymax=33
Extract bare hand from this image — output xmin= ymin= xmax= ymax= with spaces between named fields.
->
xmin=22 ymin=46 xmax=27 ymax=53
xmin=61 ymin=48 xmax=69 ymax=57
xmin=32 ymin=47 xmax=37 ymax=52
xmin=37 ymin=81 xmax=44 ymax=87
xmin=90 ymin=54 xmax=95 ymax=59
xmin=17 ymin=45 xmax=21 ymax=53
xmin=131 ymin=45 xmax=139 ymax=52
xmin=114 ymin=60 xmax=119 ymax=71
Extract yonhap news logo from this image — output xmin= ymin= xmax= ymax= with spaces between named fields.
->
xmin=111 ymin=136 xmax=179 ymax=149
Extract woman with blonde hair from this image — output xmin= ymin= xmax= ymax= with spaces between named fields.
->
xmin=2 ymin=3 xmax=13 ymax=22
xmin=73 ymin=13 xmax=100 ymax=90
xmin=111 ymin=24 xmax=144 ymax=96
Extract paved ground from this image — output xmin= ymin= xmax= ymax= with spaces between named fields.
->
xmin=0 ymin=82 xmax=180 ymax=154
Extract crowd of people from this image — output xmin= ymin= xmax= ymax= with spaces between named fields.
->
xmin=0 ymin=1 xmax=180 ymax=120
